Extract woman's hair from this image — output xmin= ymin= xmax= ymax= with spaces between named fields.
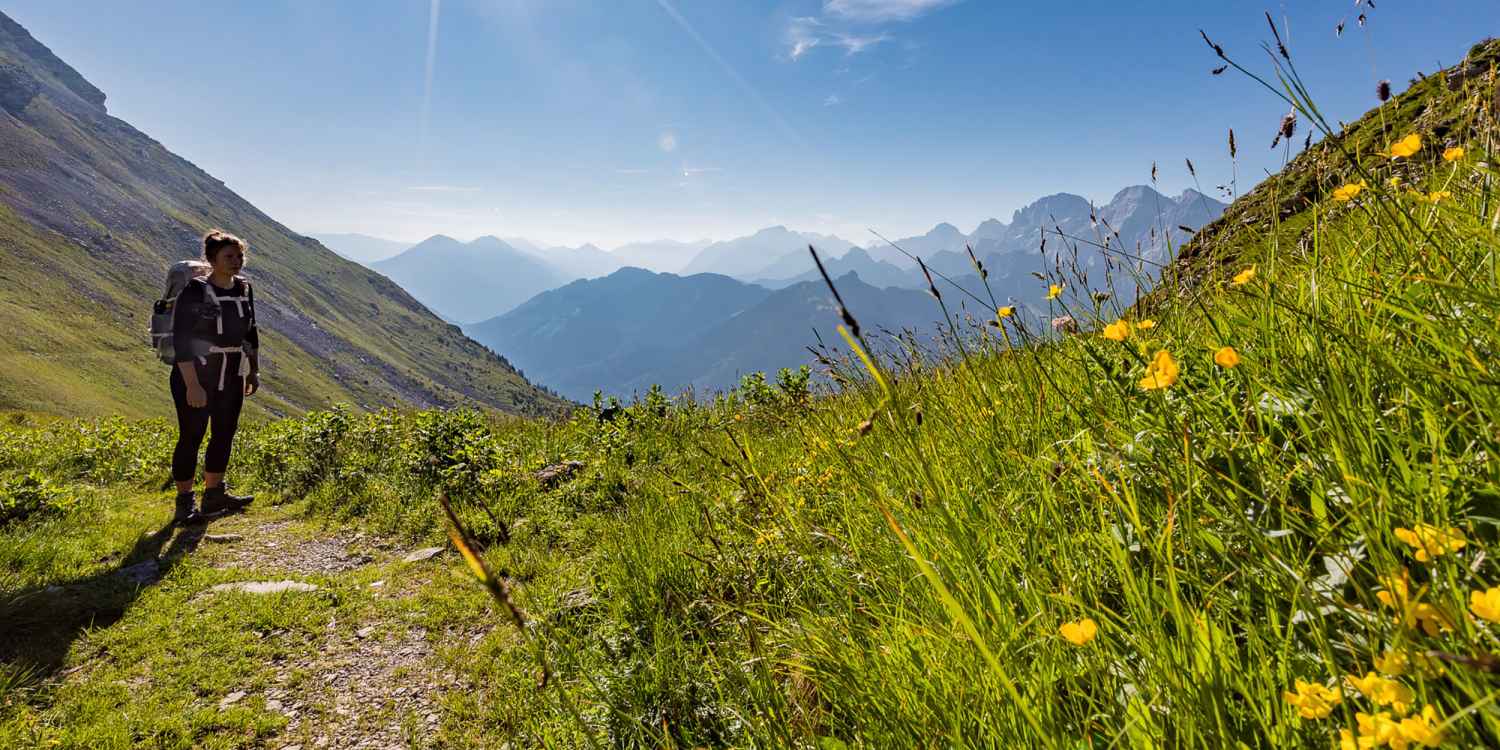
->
xmin=203 ymin=229 xmax=247 ymax=261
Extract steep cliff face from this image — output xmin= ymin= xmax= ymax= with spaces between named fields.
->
xmin=0 ymin=11 xmax=565 ymax=418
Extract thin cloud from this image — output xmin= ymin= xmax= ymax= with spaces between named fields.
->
xmin=824 ymin=94 xmax=842 ymax=106
xmin=615 ymin=168 xmax=651 ymax=175
xmin=787 ymin=16 xmax=822 ymax=60
xmin=824 ymin=0 xmax=959 ymax=23
xmin=418 ymin=0 xmax=442 ymax=160
xmin=682 ymin=167 xmax=723 ymax=176
xmin=833 ymin=32 xmax=890 ymax=55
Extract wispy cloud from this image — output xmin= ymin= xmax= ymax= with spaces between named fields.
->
xmin=824 ymin=0 xmax=958 ymax=23
xmin=787 ymin=16 xmax=822 ymax=61
xmin=824 ymin=94 xmax=842 ymax=106
xmin=418 ymin=0 xmax=442 ymax=161
xmin=833 ymin=32 xmax=890 ymax=54
xmin=615 ymin=168 xmax=651 ymax=175
xmin=681 ymin=166 xmax=723 ymax=176
xmin=784 ymin=1 xmax=952 ymax=61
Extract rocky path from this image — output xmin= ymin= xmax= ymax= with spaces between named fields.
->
xmin=181 ymin=512 xmax=467 ymax=750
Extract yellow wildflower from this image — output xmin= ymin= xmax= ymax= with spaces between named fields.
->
xmin=1377 ymin=572 xmax=1412 ymax=609
xmin=997 ymin=305 xmax=1014 ymax=318
xmin=1135 ymin=319 xmax=1157 ymax=330
xmin=1047 ymin=283 xmax=1063 ymax=300
xmin=1231 ymin=266 xmax=1256 ymax=286
xmin=1394 ymin=523 xmax=1466 ymax=562
xmin=1138 ymin=350 xmax=1179 ymax=391
xmin=1398 ymin=705 xmax=1445 ymax=747
xmin=1059 ymin=618 xmax=1098 ymax=646
xmin=1389 ymin=133 xmax=1422 ymax=159
xmin=1442 ymin=146 xmax=1465 ymax=162
xmin=1102 ymin=320 xmax=1130 ymax=342
xmin=1356 ymin=714 xmax=1398 ymax=750
xmin=1282 ymin=679 xmax=1342 ymax=719
xmin=1388 ymin=175 xmax=1402 ymax=188
xmin=1214 ymin=346 xmax=1241 ymax=368
xmin=1409 ymin=603 xmax=1453 ymax=637
xmin=1333 ymin=181 xmax=1366 ymax=201
xmin=1346 ymin=672 xmax=1414 ymax=715
xmin=1471 ymin=586 xmax=1500 ymax=623
xmin=1421 ymin=190 xmax=1452 ymax=204
xmin=1373 ymin=650 xmax=1409 ymax=676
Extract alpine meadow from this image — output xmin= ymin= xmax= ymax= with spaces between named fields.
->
xmin=3 ymin=4 xmax=1500 ymax=750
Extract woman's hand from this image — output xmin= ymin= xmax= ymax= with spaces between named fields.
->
xmin=245 ymin=372 xmax=260 ymax=397
xmin=186 ymin=382 xmax=209 ymax=408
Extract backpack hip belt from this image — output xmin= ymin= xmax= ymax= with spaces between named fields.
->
xmin=201 ymin=346 xmax=251 ymax=391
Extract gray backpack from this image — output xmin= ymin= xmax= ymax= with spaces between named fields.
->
xmin=150 ymin=260 xmax=210 ymax=365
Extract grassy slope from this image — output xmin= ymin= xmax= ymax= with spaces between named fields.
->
xmin=0 ymin=14 xmax=565 ymax=420
xmin=2 ymin=35 xmax=1498 ymax=750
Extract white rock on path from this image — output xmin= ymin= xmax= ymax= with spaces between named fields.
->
xmin=211 ymin=581 xmax=320 ymax=595
xmin=403 ymin=547 xmax=445 ymax=563
xmin=218 ymin=690 xmax=246 ymax=709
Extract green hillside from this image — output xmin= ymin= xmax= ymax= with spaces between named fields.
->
xmin=0 ymin=13 xmax=565 ymax=419
xmin=2 ymin=29 xmax=1498 ymax=750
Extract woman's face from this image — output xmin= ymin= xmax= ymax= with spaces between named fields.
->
xmin=210 ymin=246 xmax=245 ymax=276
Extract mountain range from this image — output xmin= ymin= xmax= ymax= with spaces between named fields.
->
xmin=0 ymin=11 xmax=563 ymax=418
xmin=467 ymin=267 xmax=944 ymax=401
xmin=371 ymin=235 xmax=573 ymax=324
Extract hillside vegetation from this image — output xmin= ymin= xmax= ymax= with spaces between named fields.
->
xmin=1 ymin=31 xmax=1498 ymax=750
xmin=0 ymin=13 xmax=564 ymax=419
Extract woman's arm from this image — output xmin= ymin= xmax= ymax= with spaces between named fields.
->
xmin=244 ymin=282 xmax=260 ymax=396
xmin=173 ymin=283 xmax=209 ymax=407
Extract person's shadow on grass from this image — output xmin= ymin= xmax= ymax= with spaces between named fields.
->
xmin=0 ymin=511 xmax=227 ymax=681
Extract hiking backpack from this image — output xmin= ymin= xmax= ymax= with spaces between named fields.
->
xmin=149 ymin=260 xmax=210 ymax=364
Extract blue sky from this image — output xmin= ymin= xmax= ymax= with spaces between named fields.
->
xmin=5 ymin=1 xmax=1490 ymax=247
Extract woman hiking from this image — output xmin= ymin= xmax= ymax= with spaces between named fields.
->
xmin=170 ymin=229 xmax=261 ymax=524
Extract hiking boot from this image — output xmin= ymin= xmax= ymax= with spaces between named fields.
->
xmin=200 ymin=484 xmax=254 ymax=517
xmin=173 ymin=491 xmax=196 ymax=524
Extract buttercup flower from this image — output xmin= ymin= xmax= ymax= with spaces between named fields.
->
xmin=1388 ymin=175 xmax=1403 ymax=187
xmin=1333 ymin=181 xmax=1366 ymax=201
xmin=1389 ymin=133 xmax=1422 ymax=158
xmin=1214 ymin=346 xmax=1241 ymax=368
xmin=1421 ymin=190 xmax=1452 ymax=204
xmin=1047 ymin=284 xmax=1063 ymax=301
xmin=1231 ymin=266 xmax=1256 ymax=286
xmin=1102 ymin=320 xmax=1130 ymax=342
xmin=1138 ymin=350 xmax=1180 ymax=391
xmin=1373 ymin=650 xmax=1409 ymax=676
xmin=997 ymin=305 xmax=1014 ymax=318
xmin=1470 ymin=586 xmax=1500 ymax=622
xmin=1394 ymin=523 xmax=1466 ymax=562
xmin=1059 ymin=618 xmax=1098 ymax=646
xmin=1408 ymin=602 xmax=1453 ymax=637
xmin=1377 ymin=571 xmax=1452 ymax=636
xmin=1398 ymin=705 xmax=1445 ymax=747
xmin=1282 ymin=679 xmax=1341 ymax=719
xmin=1135 ymin=319 xmax=1157 ymax=330
xmin=1351 ymin=712 xmax=1401 ymax=748
xmin=1442 ymin=146 xmax=1465 ymax=162
xmin=1346 ymin=672 xmax=1413 ymax=714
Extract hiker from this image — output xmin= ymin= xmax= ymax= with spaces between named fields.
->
xmin=169 ymin=230 xmax=260 ymax=523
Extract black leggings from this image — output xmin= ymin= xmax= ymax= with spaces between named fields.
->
xmin=170 ymin=364 xmax=245 ymax=482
